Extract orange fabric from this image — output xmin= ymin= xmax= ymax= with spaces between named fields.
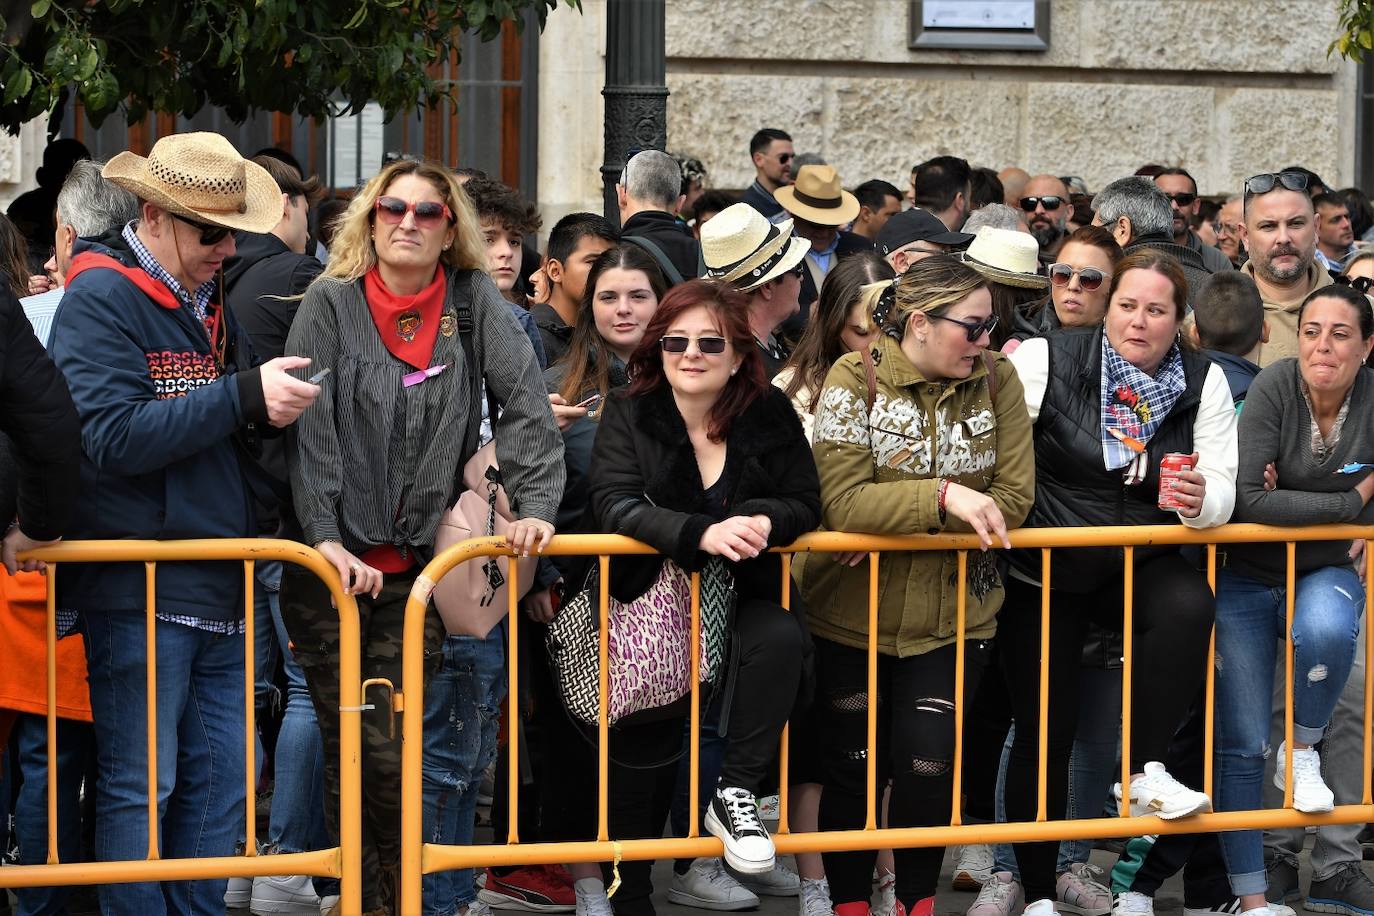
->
xmin=0 ymin=573 xmax=92 ymax=722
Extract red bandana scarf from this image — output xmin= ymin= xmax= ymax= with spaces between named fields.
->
xmin=363 ymin=266 xmax=446 ymax=370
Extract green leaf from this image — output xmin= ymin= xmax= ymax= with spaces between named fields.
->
xmin=2 ymin=67 xmax=32 ymax=107
xmin=30 ymin=0 xmax=50 ymax=19
xmin=343 ymin=2 xmax=367 ymax=29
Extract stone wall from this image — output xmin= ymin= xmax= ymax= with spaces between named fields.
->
xmin=660 ymin=0 xmax=1356 ymax=199
xmin=0 ymin=118 xmax=49 ymax=212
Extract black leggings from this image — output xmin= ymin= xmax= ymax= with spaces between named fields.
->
xmin=999 ymin=551 xmax=1214 ymax=904
xmin=815 ymin=636 xmax=990 ymax=910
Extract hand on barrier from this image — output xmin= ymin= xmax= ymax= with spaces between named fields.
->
xmin=261 ymin=356 xmax=322 ymax=428
xmin=3 ymin=527 xmax=57 ymax=575
xmin=316 ymin=540 xmax=382 ymax=600
xmin=834 ymin=551 xmax=868 ymax=567
xmin=699 ymin=515 xmax=769 ymax=561
xmin=944 ymin=482 xmax=1011 ymax=550
xmin=508 ymin=518 xmax=555 ymax=557
xmin=1166 ymin=452 xmax=1206 ymax=519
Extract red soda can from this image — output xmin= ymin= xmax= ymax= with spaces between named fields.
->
xmin=1158 ymin=453 xmax=1193 ymax=510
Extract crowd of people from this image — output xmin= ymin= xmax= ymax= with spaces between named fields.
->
xmin=0 ymin=124 xmax=1371 ymax=916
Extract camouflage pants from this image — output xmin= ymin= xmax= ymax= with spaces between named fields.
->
xmin=280 ymin=562 xmax=445 ymax=914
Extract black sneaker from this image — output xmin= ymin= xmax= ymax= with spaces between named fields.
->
xmin=1266 ymin=857 xmax=1301 ymax=904
xmin=1308 ymin=861 xmax=1374 ymax=916
xmin=704 ymin=786 xmax=774 ymax=876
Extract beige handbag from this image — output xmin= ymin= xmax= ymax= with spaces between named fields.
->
xmin=432 ymin=439 xmax=538 ymax=638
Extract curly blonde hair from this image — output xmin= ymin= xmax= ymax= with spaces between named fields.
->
xmin=320 ymin=158 xmax=488 ymax=282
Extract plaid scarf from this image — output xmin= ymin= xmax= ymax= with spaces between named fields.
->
xmin=1100 ymin=335 xmax=1186 ymax=472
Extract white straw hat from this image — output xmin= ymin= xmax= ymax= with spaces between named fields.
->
xmin=959 ymin=226 xmax=1049 ymax=289
xmin=103 ymin=132 xmax=281 ymax=234
xmin=700 ymin=203 xmax=811 ymax=292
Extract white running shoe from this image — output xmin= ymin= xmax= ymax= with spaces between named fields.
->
xmin=967 ymin=872 xmax=1023 ymax=916
xmin=225 ymin=876 xmax=252 ymax=909
xmin=1183 ymin=899 xmax=1296 ymax=916
xmin=705 ymin=786 xmax=775 ymax=874
xmin=1273 ymin=742 xmax=1335 ymax=813
xmin=1025 ymin=900 xmax=1063 ymax=916
xmin=251 ymin=874 xmax=321 ymax=915
xmin=736 ymin=860 xmax=800 ymax=897
xmin=1055 ymin=863 xmax=1110 ymax=916
xmin=1113 ymin=762 xmax=1211 ymax=819
xmin=953 ymin=844 xmax=995 ymax=890
xmin=574 ymin=883 xmax=613 ymax=916
xmin=668 ymin=858 xmax=761 ymax=911
xmin=1113 ymin=891 xmax=1155 ymax=916
xmin=798 ymin=877 xmax=832 ymax=916
xmin=872 ymin=871 xmax=896 ymax=916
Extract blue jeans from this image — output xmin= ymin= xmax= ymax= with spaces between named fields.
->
xmin=11 ymin=713 xmax=94 ymax=916
xmin=266 ymin=560 xmax=330 ymax=856
xmin=422 ymin=629 xmax=506 ymax=916
xmin=991 ymin=665 xmax=1122 ymax=877
xmin=1214 ymin=565 xmax=1364 ymax=896
xmin=82 ymin=612 xmax=246 ymax=916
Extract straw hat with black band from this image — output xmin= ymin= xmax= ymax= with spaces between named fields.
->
xmin=775 ymin=165 xmax=861 ymax=226
xmin=103 ymin=132 xmax=281 ymax=235
xmin=959 ymin=226 xmax=1049 ymax=290
xmin=701 ymin=203 xmax=811 ymax=293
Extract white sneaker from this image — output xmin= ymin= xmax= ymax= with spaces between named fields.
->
xmin=873 ymin=870 xmax=896 ymax=916
xmin=968 ymin=872 xmax=1023 ymax=916
xmin=735 ymin=860 xmax=800 ymax=897
xmin=574 ymin=883 xmax=613 ymax=916
xmin=705 ymin=786 xmax=775 ymax=875
xmin=318 ymin=894 xmax=340 ymax=915
xmin=1055 ymin=863 xmax=1110 ymax=916
xmin=464 ymin=900 xmax=495 ymax=916
xmin=226 ymin=877 xmax=252 ymax=909
xmin=1113 ymin=891 xmax=1155 ymax=916
xmin=1183 ymin=900 xmax=1296 ymax=916
xmin=953 ymin=844 xmax=995 ymax=890
xmin=1273 ymin=742 xmax=1335 ymax=813
xmin=668 ymin=858 xmax=761 ymax=911
xmin=1113 ymin=762 xmax=1211 ymax=819
xmin=798 ymin=877 xmax=832 ymax=916
xmin=251 ymin=874 xmax=321 ymax=915
xmin=1025 ymin=901 xmax=1063 ymax=916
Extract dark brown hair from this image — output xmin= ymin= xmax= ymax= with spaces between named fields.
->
xmin=559 ymin=245 xmax=668 ymax=403
xmin=1107 ymin=248 xmax=1191 ymax=328
xmin=627 ymin=279 xmax=764 ymax=441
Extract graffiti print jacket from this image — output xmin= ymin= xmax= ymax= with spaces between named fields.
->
xmin=799 ymin=334 xmax=1035 ymax=657
xmin=49 ymin=232 xmax=271 ymax=620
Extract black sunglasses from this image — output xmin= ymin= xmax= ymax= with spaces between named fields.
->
xmin=1163 ymin=192 xmax=1197 ymax=207
xmin=1334 ymin=274 xmax=1374 ymax=295
xmin=172 ymin=212 xmax=232 ymax=246
xmin=661 ymin=335 xmax=728 ymax=354
xmin=929 ymin=312 xmax=999 ymax=342
xmin=1048 ymin=263 xmax=1111 ymax=291
xmin=1019 ymin=195 xmax=1064 ymax=213
xmin=1245 ymin=171 xmax=1309 ymax=195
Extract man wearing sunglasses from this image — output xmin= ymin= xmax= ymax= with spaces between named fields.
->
xmin=1155 ymin=168 xmax=1234 ymax=275
xmin=741 ymin=128 xmax=794 ymax=221
xmin=1018 ymin=174 xmax=1075 ymax=259
xmin=1240 ymin=170 xmax=1331 ymax=366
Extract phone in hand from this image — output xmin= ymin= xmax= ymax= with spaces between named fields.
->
xmin=308 ymin=367 xmax=332 ymax=385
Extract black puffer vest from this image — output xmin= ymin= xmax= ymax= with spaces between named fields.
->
xmin=1010 ymin=327 xmax=1212 ymax=593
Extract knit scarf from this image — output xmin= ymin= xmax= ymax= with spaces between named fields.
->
xmin=1100 ymin=335 xmax=1186 ymax=472
xmin=363 ymin=265 xmax=446 ymax=371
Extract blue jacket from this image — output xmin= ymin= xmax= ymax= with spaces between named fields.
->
xmin=1205 ymin=349 xmax=1262 ymax=407
xmin=49 ymin=232 xmax=271 ymax=619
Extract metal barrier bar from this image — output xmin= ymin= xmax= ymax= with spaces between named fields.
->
xmin=1283 ymin=542 xmax=1296 ymax=808
xmin=8 ymin=539 xmax=362 ymax=913
xmin=401 ymin=523 xmax=1374 ymax=906
xmin=949 ymin=551 xmax=967 ymax=826
xmin=689 ymin=568 xmax=701 ymax=838
xmin=776 ymin=555 xmax=790 ymax=836
xmin=1036 ymin=547 xmax=1050 ymax=822
xmin=1365 ymin=540 xmax=1373 ymax=806
xmin=1118 ymin=546 xmax=1135 ymax=817
xmin=508 ymin=559 xmax=521 ymax=846
xmin=1204 ymin=544 xmax=1217 ymax=800
xmin=244 ymin=560 xmax=257 ymax=859
xmin=597 ymin=554 xmax=610 ymax=843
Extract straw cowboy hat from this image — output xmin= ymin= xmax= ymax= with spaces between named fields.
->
xmin=701 ymin=203 xmax=811 ymax=293
xmin=775 ymin=164 xmax=861 ymax=226
xmin=960 ymin=226 xmax=1049 ymax=289
xmin=103 ymin=132 xmax=281 ymax=234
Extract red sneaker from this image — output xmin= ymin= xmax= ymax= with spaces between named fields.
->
xmin=479 ymin=865 xmax=576 ymax=912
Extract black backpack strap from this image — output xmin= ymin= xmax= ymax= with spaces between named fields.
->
xmin=622 ymin=235 xmax=686 ymax=286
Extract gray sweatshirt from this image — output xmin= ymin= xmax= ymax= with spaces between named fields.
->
xmin=1227 ymin=358 xmax=1374 ymax=585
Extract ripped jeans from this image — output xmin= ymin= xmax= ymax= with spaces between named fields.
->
xmin=814 ymin=636 xmax=989 ymax=909
xmin=422 ymin=628 xmax=507 ymax=916
xmin=1214 ymin=565 xmax=1364 ymax=897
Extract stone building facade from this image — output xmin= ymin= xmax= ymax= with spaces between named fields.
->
xmin=537 ymin=0 xmax=1359 ymax=225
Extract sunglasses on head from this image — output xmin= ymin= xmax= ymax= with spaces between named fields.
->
xmin=1334 ymin=274 xmax=1374 ymax=295
xmin=375 ymin=196 xmax=454 ymax=229
xmin=1163 ymin=192 xmax=1197 ymax=207
xmin=661 ymin=335 xmax=728 ymax=354
xmin=1048 ymin=262 xmax=1111 ymax=291
xmin=1019 ymin=195 xmax=1064 ymax=212
xmin=172 ymin=212 xmax=232 ymax=246
xmin=928 ymin=312 xmax=999 ymax=342
xmin=1244 ymin=171 xmax=1309 ymax=195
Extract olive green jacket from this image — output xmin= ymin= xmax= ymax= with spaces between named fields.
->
xmin=798 ymin=335 xmax=1036 ymax=657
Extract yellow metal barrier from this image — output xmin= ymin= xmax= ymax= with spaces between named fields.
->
xmin=400 ymin=523 xmax=1374 ymax=914
xmin=0 ymin=539 xmax=363 ymax=914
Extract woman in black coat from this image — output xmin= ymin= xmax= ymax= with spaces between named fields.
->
xmin=569 ymin=279 xmax=820 ymax=916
